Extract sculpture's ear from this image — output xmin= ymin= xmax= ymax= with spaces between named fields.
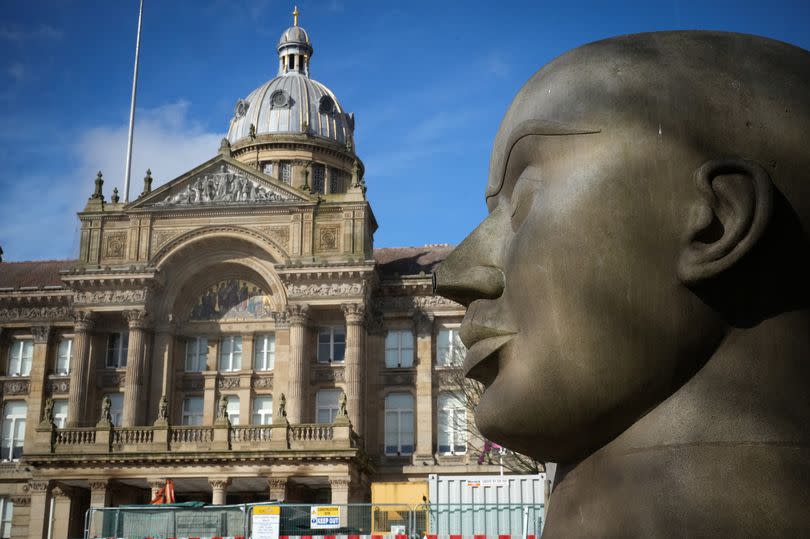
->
xmin=678 ymin=158 xmax=773 ymax=284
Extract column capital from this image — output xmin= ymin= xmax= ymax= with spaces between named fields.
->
xmin=124 ymin=309 xmax=149 ymax=329
xmin=267 ymin=477 xmax=287 ymax=489
xmin=272 ymin=310 xmax=290 ymax=329
xmin=10 ymin=494 xmax=31 ymax=506
xmin=341 ymin=302 xmax=366 ymax=325
xmin=146 ymin=478 xmax=166 ymax=490
xmin=88 ymin=479 xmax=111 ymax=492
xmin=27 ymin=480 xmax=50 ymax=493
xmin=50 ymin=484 xmax=72 ymax=499
xmin=329 ymin=477 xmax=351 ymax=489
xmin=31 ymin=325 xmax=51 ymax=344
xmin=286 ymin=304 xmax=310 ymax=326
xmin=209 ymin=477 xmax=231 ymax=489
xmin=73 ymin=310 xmax=96 ymax=331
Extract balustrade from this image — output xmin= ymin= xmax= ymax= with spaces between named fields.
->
xmin=231 ymin=425 xmax=273 ymax=442
xmin=112 ymin=427 xmax=154 ymax=445
xmin=55 ymin=427 xmax=96 ymax=446
xmin=43 ymin=420 xmax=352 ymax=455
xmin=290 ymin=423 xmax=333 ymax=441
xmin=170 ymin=426 xmax=214 ymax=444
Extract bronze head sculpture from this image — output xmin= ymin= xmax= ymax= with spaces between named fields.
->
xmin=434 ymin=31 xmax=810 ymax=537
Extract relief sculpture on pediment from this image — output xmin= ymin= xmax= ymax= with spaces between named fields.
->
xmin=151 ymin=164 xmax=293 ymax=206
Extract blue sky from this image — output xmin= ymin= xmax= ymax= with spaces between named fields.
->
xmin=1 ymin=0 xmax=809 ymax=261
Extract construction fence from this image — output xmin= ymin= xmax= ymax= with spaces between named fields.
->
xmin=85 ymin=502 xmax=545 ymax=539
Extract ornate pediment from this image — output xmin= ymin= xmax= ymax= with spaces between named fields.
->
xmin=132 ymin=156 xmax=310 ymax=209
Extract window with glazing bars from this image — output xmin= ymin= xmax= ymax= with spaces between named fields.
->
xmin=384 ymin=393 xmax=414 ymax=456
xmin=106 ymin=332 xmax=129 ymax=368
xmin=185 ymin=337 xmax=208 ymax=372
xmin=219 ymin=336 xmax=242 ymax=372
xmin=254 ymin=334 xmax=275 ymax=371
xmin=0 ymin=402 xmax=25 ymax=461
xmin=317 ymin=327 xmax=346 ymax=363
xmin=437 ymin=392 xmax=467 ymax=455
xmin=7 ymin=340 xmax=32 ymax=377
xmin=55 ymin=338 xmax=72 ymax=375
xmin=385 ymin=330 xmax=414 ymax=368
xmin=311 ymin=164 xmax=325 ymax=193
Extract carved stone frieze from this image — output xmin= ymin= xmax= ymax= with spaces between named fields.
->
xmin=74 ymin=289 xmax=147 ymax=306
xmin=257 ymin=226 xmax=290 ymax=250
xmin=104 ymin=231 xmax=127 ymax=259
xmin=382 ymin=371 xmax=415 ymax=387
xmin=375 ymin=295 xmax=462 ymax=312
xmin=217 ymin=375 xmax=240 ymax=390
xmin=318 ymin=224 xmax=340 ymax=251
xmin=287 ymin=282 xmax=363 ymax=298
xmin=0 ymin=306 xmax=71 ymax=323
xmin=254 ymin=375 xmax=274 ymax=389
xmin=88 ymin=479 xmax=110 ymax=492
xmin=313 ymin=366 xmax=345 ymax=383
xmin=3 ymin=379 xmax=30 ymax=395
xmin=50 ymin=378 xmax=70 ymax=394
xmin=209 ymin=478 xmax=231 ymax=489
xmin=151 ymin=163 xmax=299 ymax=206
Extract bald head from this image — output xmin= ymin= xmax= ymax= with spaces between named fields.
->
xmin=489 ymin=31 xmax=810 ymax=226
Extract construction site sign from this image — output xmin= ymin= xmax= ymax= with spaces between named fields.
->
xmin=310 ymin=505 xmax=341 ymax=529
xmin=252 ymin=505 xmax=281 ymax=539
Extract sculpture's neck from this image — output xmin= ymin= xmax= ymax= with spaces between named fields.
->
xmin=543 ymin=309 xmax=810 ymax=538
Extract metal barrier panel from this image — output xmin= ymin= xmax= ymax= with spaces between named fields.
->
xmin=86 ymin=502 xmax=544 ymax=539
xmin=87 ymin=505 xmax=248 ymax=539
xmin=422 ymin=503 xmax=544 ymax=537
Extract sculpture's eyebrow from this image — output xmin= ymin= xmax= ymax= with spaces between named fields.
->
xmin=487 ymin=119 xmax=601 ymax=200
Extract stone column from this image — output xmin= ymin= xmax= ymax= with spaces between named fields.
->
xmin=10 ymin=491 xmax=31 ymax=539
xmin=286 ymin=304 xmax=309 ymax=424
xmin=87 ymin=480 xmax=112 ymax=539
xmin=24 ymin=325 xmax=51 ymax=453
xmin=413 ymin=310 xmax=435 ymax=465
xmin=341 ymin=303 xmax=366 ymax=435
xmin=151 ymin=320 xmax=175 ymax=423
xmin=67 ymin=312 xmax=95 ymax=427
xmin=329 ymin=477 xmax=351 ymax=505
xmin=50 ymin=485 xmax=72 ymax=539
xmin=209 ymin=478 xmax=230 ymax=505
xmin=26 ymin=480 xmax=50 ymax=539
xmin=267 ymin=477 xmax=287 ymax=501
xmin=147 ymin=478 xmax=164 ymax=502
xmin=122 ymin=310 xmax=149 ymax=427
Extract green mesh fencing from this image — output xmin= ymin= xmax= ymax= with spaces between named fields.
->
xmin=88 ymin=505 xmax=248 ymax=539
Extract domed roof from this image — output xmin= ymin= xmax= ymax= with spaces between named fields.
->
xmin=278 ymin=25 xmax=310 ymax=48
xmin=226 ymin=7 xmax=354 ymax=148
xmin=227 ymin=73 xmax=354 ymax=146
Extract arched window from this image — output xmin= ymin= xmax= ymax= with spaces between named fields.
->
xmin=384 ymin=393 xmax=414 ymax=456
xmin=437 ymin=392 xmax=467 ymax=455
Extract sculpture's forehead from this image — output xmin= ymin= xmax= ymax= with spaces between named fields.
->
xmin=486 ymin=51 xmax=618 ymax=201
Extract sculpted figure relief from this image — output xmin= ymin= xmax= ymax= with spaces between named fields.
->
xmin=434 ymin=31 xmax=810 ymax=537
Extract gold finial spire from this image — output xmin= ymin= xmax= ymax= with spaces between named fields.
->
xmin=293 ymin=6 xmax=299 ymax=26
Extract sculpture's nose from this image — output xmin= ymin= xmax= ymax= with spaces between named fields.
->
xmin=433 ymin=206 xmax=507 ymax=307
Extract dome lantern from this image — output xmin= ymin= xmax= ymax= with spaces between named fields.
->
xmin=277 ymin=6 xmax=313 ymax=77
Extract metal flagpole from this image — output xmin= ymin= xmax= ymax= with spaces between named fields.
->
xmin=123 ymin=0 xmax=144 ymax=203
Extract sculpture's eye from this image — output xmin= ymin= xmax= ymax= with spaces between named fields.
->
xmin=510 ymin=169 xmax=538 ymax=232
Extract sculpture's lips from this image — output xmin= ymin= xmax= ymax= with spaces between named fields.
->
xmin=463 ymin=334 xmax=514 ymax=386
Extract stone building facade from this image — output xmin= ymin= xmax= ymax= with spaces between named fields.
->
xmin=0 ymin=14 xmax=489 ymax=539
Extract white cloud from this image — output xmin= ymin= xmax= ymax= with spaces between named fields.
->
xmin=0 ymin=24 xmax=63 ymax=43
xmin=75 ymin=101 xmax=224 ymax=199
xmin=0 ymin=101 xmax=222 ymax=261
